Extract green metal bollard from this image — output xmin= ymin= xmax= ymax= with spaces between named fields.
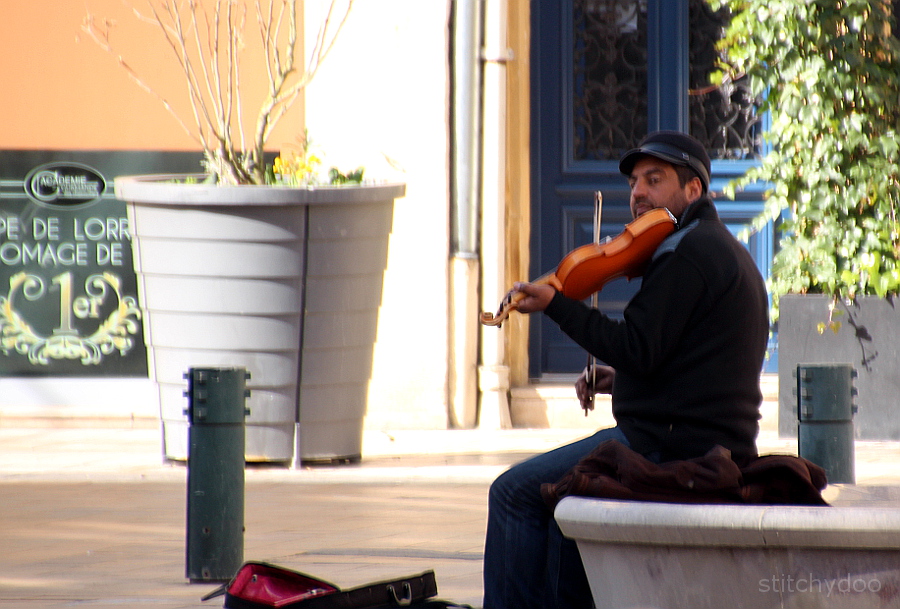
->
xmin=184 ymin=367 xmax=251 ymax=583
xmin=796 ymin=363 xmax=857 ymax=484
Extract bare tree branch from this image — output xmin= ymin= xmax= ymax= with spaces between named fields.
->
xmin=81 ymin=13 xmax=203 ymax=148
xmin=82 ymin=0 xmax=353 ymax=185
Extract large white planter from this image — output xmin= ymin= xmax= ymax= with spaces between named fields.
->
xmin=778 ymin=294 xmax=900 ymax=440
xmin=115 ymin=175 xmax=405 ymax=464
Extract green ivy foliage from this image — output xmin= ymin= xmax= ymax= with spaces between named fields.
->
xmin=711 ymin=0 xmax=900 ymax=315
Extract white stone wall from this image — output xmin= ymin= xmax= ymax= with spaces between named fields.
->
xmin=303 ymin=0 xmax=452 ymax=429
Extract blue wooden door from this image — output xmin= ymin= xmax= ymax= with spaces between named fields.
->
xmin=529 ymin=0 xmax=771 ymax=377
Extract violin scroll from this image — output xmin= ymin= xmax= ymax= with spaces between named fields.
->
xmin=480 ymin=309 xmax=510 ymax=327
xmin=481 ymin=274 xmax=562 ymax=327
xmin=480 ymin=293 xmax=515 ymax=327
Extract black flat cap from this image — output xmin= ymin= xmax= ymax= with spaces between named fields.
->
xmin=619 ymin=131 xmax=711 ymax=192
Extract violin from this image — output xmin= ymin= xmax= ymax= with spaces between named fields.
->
xmin=480 ymin=207 xmax=678 ymax=327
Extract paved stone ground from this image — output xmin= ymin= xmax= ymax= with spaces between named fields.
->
xmin=1 ymin=478 xmax=489 ymax=608
xmin=0 ymin=427 xmax=568 ymax=609
xmin=1 ymin=426 xmax=899 ymax=608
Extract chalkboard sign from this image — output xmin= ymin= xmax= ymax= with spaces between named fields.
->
xmin=0 ymin=151 xmax=201 ymax=376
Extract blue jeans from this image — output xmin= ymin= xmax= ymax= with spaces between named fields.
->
xmin=482 ymin=427 xmax=630 ymax=609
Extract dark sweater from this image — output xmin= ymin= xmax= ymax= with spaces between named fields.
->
xmin=544 ymin=197 xmax=769 ymax=464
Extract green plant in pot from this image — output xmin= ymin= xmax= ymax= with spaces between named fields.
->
xmin=82 ymin=0 xmax=405 ymax=464
xmin=712 ymin=0 xmax=900 ymax=439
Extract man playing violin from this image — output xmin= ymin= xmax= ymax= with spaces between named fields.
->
xmin=482 ymin=131 xmax=769 ymax=609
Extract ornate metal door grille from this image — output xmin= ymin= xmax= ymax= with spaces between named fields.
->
xmin=573 ymin=0 xmax=648 ymax=161
xmin=573 ymin=0 xmax=763 ymax=161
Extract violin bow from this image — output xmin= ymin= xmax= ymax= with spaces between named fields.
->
xmin=584 ymin=191 xmax=602 ymax=415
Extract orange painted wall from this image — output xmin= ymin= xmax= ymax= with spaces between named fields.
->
xmin=0 ymin=0 xmax=303 ymax=151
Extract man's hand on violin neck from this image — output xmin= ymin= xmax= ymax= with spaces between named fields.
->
xmin=511 ymin=282 xmax=556 ymax=314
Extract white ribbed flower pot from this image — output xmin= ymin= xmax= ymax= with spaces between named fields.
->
xmin=115 ymin=175 xmax=404 ymax=465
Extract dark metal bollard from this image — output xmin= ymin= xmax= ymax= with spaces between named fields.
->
xmin=184 ymin=367 xmax=251 ymax=583
xmin=796 ymin=363 xmax=857 ymax=484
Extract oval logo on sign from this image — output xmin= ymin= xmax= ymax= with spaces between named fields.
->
xmin=24 ymin=163 xmax=107 ymax=209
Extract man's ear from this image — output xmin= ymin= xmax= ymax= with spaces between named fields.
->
xmin=686 ymin=176 xmax=703 ymax=202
